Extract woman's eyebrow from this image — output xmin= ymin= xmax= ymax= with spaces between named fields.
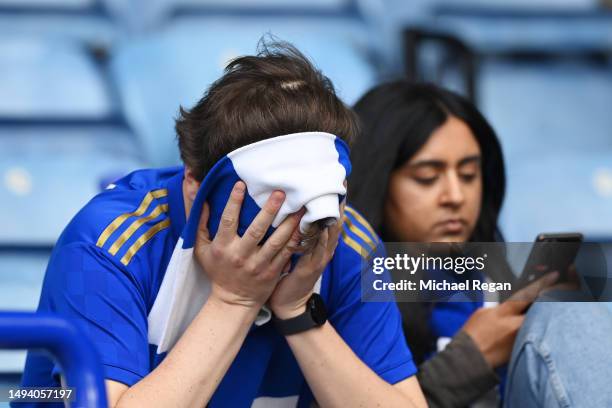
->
xmin=408 ymin=159 xmax=446 ymax=169
xmin=457 ymin=155 xmax=481 ymax=166
xmin=408 ymin=155 xmax=481 ymax=169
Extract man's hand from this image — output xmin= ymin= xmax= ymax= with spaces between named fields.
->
xmin=194 ymin=181 xmax=303 ymax=310
xmin=268 ymin=216 xmax=342 ymax=320
xmin=462 ymin=271 xmax=559 ymax=368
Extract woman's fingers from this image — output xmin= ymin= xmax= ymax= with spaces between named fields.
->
xmin=503 ymin=271 xmax=559 ymax=314
xmin=240 ymin=190 xmax=286 ymax=252
xmin=215 ymin=182 xmax=246 ymax=244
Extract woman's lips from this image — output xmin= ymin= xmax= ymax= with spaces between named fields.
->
xmin=436 ymin=219 xmax=467 ymax=234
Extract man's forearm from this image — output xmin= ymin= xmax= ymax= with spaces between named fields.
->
xmin=285 ymin=322 xmax=426 ymax=408
xmin=114 ymin=295 xmax=258 ymax=408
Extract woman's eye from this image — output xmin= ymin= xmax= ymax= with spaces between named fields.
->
xmin=460 ymin=173 xmax=477 ymax=182
xmin=413 ymin=176 xmax=438 ymax=185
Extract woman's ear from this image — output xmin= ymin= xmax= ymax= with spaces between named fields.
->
xmin=184 ymin=167 xmax=201 ymax=203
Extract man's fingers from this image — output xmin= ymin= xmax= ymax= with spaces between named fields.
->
xmin=503 ymin=271 xmax=559 ymax=314
xmin=197 ymin=201 xmax=211 ymax=246
xmin=259 ymin=209 xmax=303 ymax=263
xmin=240 ymin=190 xmax=286 ymax=251
xmin=269 ymin=225 xmax=302 ymax=273
xmin=314 ymin=227 xmax=330 ymax=263
xmin=326 ymin=221 xmax=342 ymax=256
xmin=294 ymin=227 xmax=329 ymax=275
xmin=216 ymin=182 xmax=246 ymax=244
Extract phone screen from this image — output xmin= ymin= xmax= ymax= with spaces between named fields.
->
xmin=516 ymin=233 xmax=583 ymax=290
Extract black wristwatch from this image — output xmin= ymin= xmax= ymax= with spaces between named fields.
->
xmin=273 ymin=293 xmax=327 ymax=335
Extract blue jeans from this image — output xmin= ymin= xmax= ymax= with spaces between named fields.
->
xmin=504 ymin=301 xmax=612 ymax=407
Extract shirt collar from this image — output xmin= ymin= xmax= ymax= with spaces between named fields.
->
xmin=166 ymin=166 xmax=187 ymax=242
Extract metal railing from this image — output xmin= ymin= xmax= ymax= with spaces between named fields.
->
xmin=0 ymin=312 xmax=107 ymax=408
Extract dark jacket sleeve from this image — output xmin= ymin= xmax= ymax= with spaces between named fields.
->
xmin=416 ymin=331 xmax=499 ymax=408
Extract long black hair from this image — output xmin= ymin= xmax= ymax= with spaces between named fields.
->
xmin=349 ymin=81 xmax=506 ymax=243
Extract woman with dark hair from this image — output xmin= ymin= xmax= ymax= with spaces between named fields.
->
xmin=349 ymin=81 xmax=612 ymax=408
xmin=349 ymin=81 xmax=532 ymax=407
xmin=350 ymin=82 xmax=504 ymax=243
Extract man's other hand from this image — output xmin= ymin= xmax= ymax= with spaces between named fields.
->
xmin=194 ymin=181 xmax=303 ymax=311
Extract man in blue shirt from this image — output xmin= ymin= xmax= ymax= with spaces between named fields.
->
xmin=19 ymin=42 xmax=427 ymax=407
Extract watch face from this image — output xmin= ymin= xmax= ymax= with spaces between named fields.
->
xmin=308 ymin=294 xmax=327 ymax=325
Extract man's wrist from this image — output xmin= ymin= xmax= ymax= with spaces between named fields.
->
xmin=272 ymin=293 xmax=328 ymax=336
xmin=271 ymin=303 xmax=308 ymax=320
xmin=206 ymin=291 xmax=262 ymax=321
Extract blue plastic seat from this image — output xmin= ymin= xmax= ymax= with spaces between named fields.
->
xmin=0 ymin=249 xmax=49 ymax=311
xmin=478 ymin=61 xmax=612 ymax=161
xmin=0 ymin=126 xmax=144 ymax=245
xmin=0 ymin=0 xmax=117 ymax=45
xmin=433 ymin=9 xmax=612 ymax=55
xmin=173 ymin=0 xmax=350 ymax=9
xmin=0 ymin=37 xmax=115 ymax=119
xmin=0 ymin=37 xmax=146 ymax=244
xmin=499 ymin=152 xmax=612 ymax=242
xmin=100 ymin=0 xmax=358 ymax=34
xmin=0 ymin=247 xmax=51 ymax=374
xmin=110 ymin=16 xmax=377 ymax=166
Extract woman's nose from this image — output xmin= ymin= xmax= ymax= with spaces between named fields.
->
xmin=440 ymin=172 xmax=465 ymax=207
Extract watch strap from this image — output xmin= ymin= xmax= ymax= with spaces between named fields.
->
xmin=272 ymin=293 xmax=327 ymax=335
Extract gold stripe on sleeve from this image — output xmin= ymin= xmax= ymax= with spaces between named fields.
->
xmin=343 ymin=215 xmax=377 ymax=251
xmin=96 ymin=189 xmax=168 ymax=248
xmin=341 ymin=230 xmax=369 ymax=259
xmin=108 ymin=204 xmax=169 ymax=256
xmin=120 ymin=219 xmax=171 ymax=266
xmin=344 ymin=206 xmax=379 ymax=244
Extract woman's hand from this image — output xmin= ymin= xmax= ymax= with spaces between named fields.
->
xmin=462 ymin=272 xmax=559 ymax=368
xmin=194 ymin=181 xmax=304 ymax=311
xmin=268 ymin=219 xmax=342 ymax=320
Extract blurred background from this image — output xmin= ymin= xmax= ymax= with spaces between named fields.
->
xmin=1 ymin=0 xmax=612 ymax=395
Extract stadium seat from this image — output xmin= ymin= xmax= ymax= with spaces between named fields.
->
xmin=171 ymin=0 xmax=355 ymax=17
xmin=0 ymin=37 xmax=115 ymax=119
xmin=0 ymin=249 xmax=49 ymax=311
xmin=0 ymin=0 xmax=93 ymax=6
xmin=479 ymin=60 xmax=612 ymax=160
xmin=432 ymin=8 xmax=612 ymax=55
xmin=0 ymin=0 xmax=117 ymax=46
xmin=0 ymin=125 xmax=143 ymax=374
xmin=109 ymin=16 xmax=377 ymax=166
xmin=0 ymin=248 xmax=50 ymax=375
xmin=0 ymin=37 xmax=146 ymax=244
xmin=0 ymin=35 xmax=143 ymax=378
xmin=100 ymin=0 xmax=358 ymax=34
xmin=0 ymin=126 xmax=144 ymax=245
xmin=499 ymin=152 xmax=612 ymax=242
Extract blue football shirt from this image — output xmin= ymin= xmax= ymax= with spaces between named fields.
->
xmin=18 ymin=166 xmax=417 ymax=407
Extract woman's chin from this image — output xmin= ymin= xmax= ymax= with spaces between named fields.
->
xmin=429 ymin=233 xmax=469 ymax=243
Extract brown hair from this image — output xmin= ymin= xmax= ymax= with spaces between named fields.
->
xmin=176 ymin=39 xmax=359 ymax=181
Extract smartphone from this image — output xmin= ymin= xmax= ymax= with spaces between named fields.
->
xmin=515 ymin=232 xmax=583 ymax=290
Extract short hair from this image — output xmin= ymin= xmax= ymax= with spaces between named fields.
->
xmin=176 ymin=39 xmax=359 ymax=181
